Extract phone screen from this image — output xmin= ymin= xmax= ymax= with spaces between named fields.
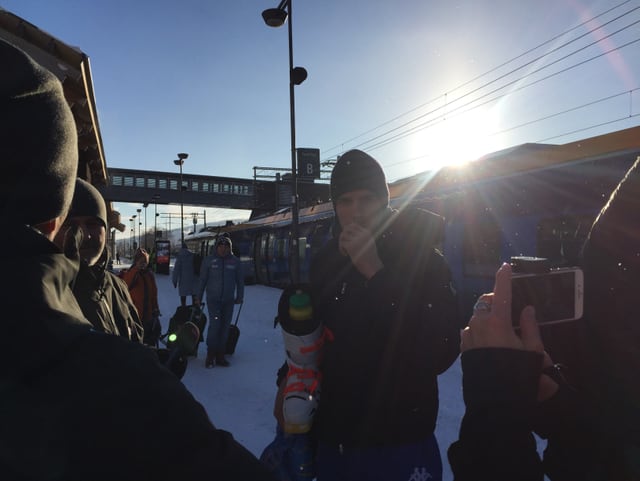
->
xmin=511 ymin=269 xmax=583 ymax=325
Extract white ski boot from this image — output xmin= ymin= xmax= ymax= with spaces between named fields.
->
xmin=278 ymin=286 xmax=332 ymax=434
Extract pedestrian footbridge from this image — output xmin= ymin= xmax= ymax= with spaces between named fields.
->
xmin=99 ymin=167 xmax=330 ymax=216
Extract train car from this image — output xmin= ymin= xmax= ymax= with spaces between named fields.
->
xmin=403 ymin=130 xmax=640 ymax=316
xmin=189 ymin=126 xmax=640 ymax=317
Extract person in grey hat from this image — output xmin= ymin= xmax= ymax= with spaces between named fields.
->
xmin=302 ymin=150 xmax=461 ymax=480
xmin=0 ymin=39 xmax=276 ymax=481
xmin=53 ymin=178 xmax=143 ymax=342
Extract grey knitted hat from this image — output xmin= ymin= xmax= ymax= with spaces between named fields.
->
xmin=0 ymin=39 xmax=78 ymax=226
xmin=68 ymin=178 xmax=108 ymax=228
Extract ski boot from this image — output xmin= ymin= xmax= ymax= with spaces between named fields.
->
xmin=277 ymin=284 xmax=332 ymax=434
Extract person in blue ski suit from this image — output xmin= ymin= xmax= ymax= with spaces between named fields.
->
xmin=196 ymin=234 xmax=244 ymax=368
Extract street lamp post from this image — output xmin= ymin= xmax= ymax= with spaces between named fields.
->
xmin=129 ymin=216 xmax=136 ymax=255
xmin=143 ymin=203 xmax=149 ymax=250
xmin=262 ymin=0 xmax=307 ymax=284
xmin=174 ymin=153 xmax=189 ymax=245
xmin=136 ymin=208 xmax=142 ymax=249
xmin=152 ymin=194 xmax=160 ymax=240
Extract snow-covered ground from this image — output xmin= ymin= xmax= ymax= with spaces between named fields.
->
xmin=124 ymin=258 xmax=545 ymax=480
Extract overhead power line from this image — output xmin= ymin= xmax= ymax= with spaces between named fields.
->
xmin=320 ymin=0 xmax=640 ymax=167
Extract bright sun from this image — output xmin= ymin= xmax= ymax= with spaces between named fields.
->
xmin=409 ymin=107 xmax=502 ymax=171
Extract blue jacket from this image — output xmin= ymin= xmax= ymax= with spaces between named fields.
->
xmin=172 ymin=247 xmax=198 ymax=297
xmin=197 ymin=253 xmax=244 ymax=304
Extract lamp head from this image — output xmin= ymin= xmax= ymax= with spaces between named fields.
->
xmin=262 ymin=8 xmax=287 ymax=27
xmin=177 ymin=153 xmax=188 ymax=160
xmin=292 ymin=67 xmax=308 ymax=85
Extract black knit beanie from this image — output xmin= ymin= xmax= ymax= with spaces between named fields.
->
xmin=68 ymin=178 xmax=108 ymax=228
xmin=330 ymin=149 xmax=389 ymax=205
xmin=0 ymin=39 xmax=78 ymax=226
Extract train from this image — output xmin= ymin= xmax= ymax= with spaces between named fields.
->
xmin=185 ymin=126 xmax=640 ymax=318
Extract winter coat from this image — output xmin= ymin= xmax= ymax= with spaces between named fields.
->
xmin=0 ymin=224 xmax=276 ymax=480
xmin=120 ymin=265 xmax=159 ymax=322
xmin=72 ymin=257 xmax=144 ymax=343
xmin=310 ymin=207 xmax=461 ymax=448
xmin=197 ymin=252 xmax=244 ymax=304
xmin=172 ymin=247 xmax=198 ymax=297
xmin=447 ymin=349 xmax=546 ymax=481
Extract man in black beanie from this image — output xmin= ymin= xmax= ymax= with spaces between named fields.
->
xmin=306 ymin=149 xmax=461 ymax=480
xmin=53 ymin=178 xmax=144 ymax=342
xmin=0 ymin=39 xmax=276 ymax=480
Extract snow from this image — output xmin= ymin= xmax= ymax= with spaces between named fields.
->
xmin=146 ymin=260 xmax=548 ymax=480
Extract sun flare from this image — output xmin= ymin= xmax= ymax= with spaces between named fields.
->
xmin=409 ymin=108 xmax=502 ymax=171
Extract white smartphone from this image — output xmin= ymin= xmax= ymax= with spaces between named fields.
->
xmin=511 ymin=267 xmax=584 ymax=326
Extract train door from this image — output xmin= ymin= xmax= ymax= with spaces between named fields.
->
xmin=254 ymin=229 xmax=271 ymax=285
xmin=271 ymin=229 xmax=290 ymax=287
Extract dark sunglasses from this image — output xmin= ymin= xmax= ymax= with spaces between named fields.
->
xmin=216 ymin=241 xmax=230 ymax=247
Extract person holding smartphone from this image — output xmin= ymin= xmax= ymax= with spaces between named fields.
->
xmin=447 ymin=263 xmax=560 ymax=481
xmin=448 ymin=157 xmax=640 ymax=481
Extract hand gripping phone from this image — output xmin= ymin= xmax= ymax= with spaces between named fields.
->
xmin=510 ymin=256 xmax=584 ymax=326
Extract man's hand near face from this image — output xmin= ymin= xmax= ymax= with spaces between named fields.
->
xmin=339 ymin=222 xmax=383 ymax=280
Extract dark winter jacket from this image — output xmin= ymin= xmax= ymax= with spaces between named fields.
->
xmin=447 ymin=348 xmax=545 ymax=481
xmin=310 ymin=207 xmax=461 ymax=448
xmin=448 ymin=346 xmax=608 ymax=481
xmin=197 ymin=252 xmax=244 ymax=304
xmin=0 ymin=224 xmax=276 ymax=480
xmin=72 ymin=257 xmax=144 ymax=343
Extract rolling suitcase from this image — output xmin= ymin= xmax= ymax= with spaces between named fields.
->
xmin=225 ymin=302 xmax=243 ymax=355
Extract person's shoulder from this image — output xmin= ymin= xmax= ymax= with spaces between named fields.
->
xmin=390 ymin=207 xmax=444 ymax=249
xmin=75 ymin=333 xmax=184 ymax=390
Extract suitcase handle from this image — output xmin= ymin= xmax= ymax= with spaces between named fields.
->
xmin=233 ymin=302 xmax=243 ymax=326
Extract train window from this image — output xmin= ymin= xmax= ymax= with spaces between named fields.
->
xmin=135 ymin=177 xmax=145 ymax=188
xmin=192 ymin=181 xmax=199 ymax=191
xmin=158 ymin=179 xmax=168 ymax=189
xmin=148 ymin=178 xmax=157 ymax=189
xmin=462 ymin=218 xmax=501 ymax=277
xmin=276 ymin=239 xmax=286 ymax=259
xmin=169 ymin=179 xmax=178 ymax=190
xmin=112 ymin=175 xmax=123 ymax=186
xmin=537 ymin=215 xmax=594 ymax=266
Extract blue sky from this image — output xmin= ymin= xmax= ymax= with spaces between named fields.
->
xmin=2 ymin=0 xmax=639 ymax=231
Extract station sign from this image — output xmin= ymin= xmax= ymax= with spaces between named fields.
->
xmin=297 ymin=148 xmax=320 ymax=181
